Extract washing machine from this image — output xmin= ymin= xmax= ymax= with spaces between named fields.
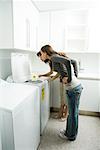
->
xmin=0 ymin=82 xmax=40 ymax=150
xmin=25 ymin=78 xmax=50 ymax=135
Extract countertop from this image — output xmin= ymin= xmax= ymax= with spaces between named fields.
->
xmin=78 ymin=73 xmax=100 ymax=80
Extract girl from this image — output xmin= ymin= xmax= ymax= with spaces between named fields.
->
xmin=39 ymin=45 xmax=83 ymax=141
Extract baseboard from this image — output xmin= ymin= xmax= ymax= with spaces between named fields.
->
xmin=50 ymin=107 xmax=100 ymax=117
xmin=79 ymin=110 xmax=100 ymax=117
xmin=50 ymin=107 xmax=59 ymax=112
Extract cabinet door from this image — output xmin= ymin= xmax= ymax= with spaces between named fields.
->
xmin=88 ymin=8 xmax=100 ymax=52
xmin=13 ymin=1 xmax=26 ymax=49
xmin=51 ymin=78 xmax=67 ymax=108
xmin=80 ymin=79 xmax=100 ymax=112
xmin=27 ymin=1 xmax=39 ymax=51
xmin=50 ymin=11 xmax=65 ymax=51
xmin=13 ymin=0 xmax=39 ymax=50
xmin=52 ymin=78 xmax=61 ymax=108
xmin=65 ymin=10 xmax=88 ymax=52
xmin=0 ymin=0 xmax=13 ymax=48
xmin=38 ymin=12 xmax=50 ymax=50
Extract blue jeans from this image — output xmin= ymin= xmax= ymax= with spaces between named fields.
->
xmin=65 ymin=84 xmax=83 ymax=141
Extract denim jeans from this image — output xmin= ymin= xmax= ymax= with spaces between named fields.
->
xmin=65 ymin=84 xmax=83 ymax=141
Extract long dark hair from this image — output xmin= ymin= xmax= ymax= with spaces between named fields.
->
xmin=41 ymin=45 xmax=57 ymax=56
xmin=37 ymin=50 xmax=52 ymax=68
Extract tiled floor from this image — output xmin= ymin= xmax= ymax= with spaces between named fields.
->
xmin=38 ymin=114 xmax=100 ymax=150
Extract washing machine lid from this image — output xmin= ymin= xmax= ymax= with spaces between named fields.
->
xmin=0 ymin=83 xmax=38 ymax=111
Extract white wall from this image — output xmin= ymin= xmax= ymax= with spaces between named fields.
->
xmin=67 ymin=53 xmax=100 ymax=74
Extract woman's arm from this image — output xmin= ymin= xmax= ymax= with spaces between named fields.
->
xmin=71 ymin=59 xmax=78 ymax=78
xmin=39 ymin=61 xmax=53 ymax=77
xmin=50 ymin=72 xmax=60 ymax=81
xmin=39 ymin=70 xmax=53 ymax=77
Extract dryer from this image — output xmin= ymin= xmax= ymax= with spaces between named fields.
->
xmin=0 ymin=83 xmax=40 ymax=150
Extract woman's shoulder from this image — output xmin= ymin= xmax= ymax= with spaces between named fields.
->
xmin=52 ymin=54 xmax=70 ymax=60
xmin=51 ymin=54 xmax=59 ymax=60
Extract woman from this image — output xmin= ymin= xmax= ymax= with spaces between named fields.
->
xmin=39 ymin=45 xmax=83 ymax=141
xmin=37 ymin=50 xmax=78 ymax=120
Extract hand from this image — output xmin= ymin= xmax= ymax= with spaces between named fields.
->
xmin=50 ymin=76 xmax=54 ymax=81
xmin=62 ymin=77 xmax=68 ymax=84
xmin=59 ymin=52 xmax=66 ymax=56
xmin=38 ymin=75 xmax=42 ymax=77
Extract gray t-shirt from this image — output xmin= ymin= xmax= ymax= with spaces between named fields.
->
xmin=51 ymin=54 xmax=80 ymax=90
xmin=51 ymin=54 xmax=72 ymax=83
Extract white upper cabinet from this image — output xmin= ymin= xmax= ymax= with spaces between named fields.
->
xmin=38 ymin=11 xmax=65 ymax=51
xmin=50 ymin=11 xmax=65 ymax=51
xmin=39 ymin=2 xmax=100 ymax=53
xmin=45 ymin=9 xmax=89 ymax=52
xmin=65 ymin=9 xmax=88 ymax=52
xmin=0 ymin=0 xmax=13 ymax=48
xmin=13 ymin=0 xmax=39 ymax=51
xmin=0 ymin=0 xmax=39 ymax=51
xmin=38 ymin=12 xmax=50 ymax=51
xmin=13 ymin=0 xmax=26 ymax=50
xmin=88 ymin=7 xmax=100 ymax=52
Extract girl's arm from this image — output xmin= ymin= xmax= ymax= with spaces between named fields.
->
xmin=50 ymin=72 xmax=60 ymax=81
xmin=39 ymin=70 xmax=53 ymax=77
xmin=39 ymin=61 xmax=53 ymax=77
xmin=71 ymin=59 xmax=78 ymax=77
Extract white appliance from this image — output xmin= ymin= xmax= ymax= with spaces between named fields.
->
xmin=25 ymin=79 xmax=50 ymax=135
xmin=0 ymin=82 xmax=40 ymax=150
xmin=6 ymin=75 xmax=50 ymax=135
